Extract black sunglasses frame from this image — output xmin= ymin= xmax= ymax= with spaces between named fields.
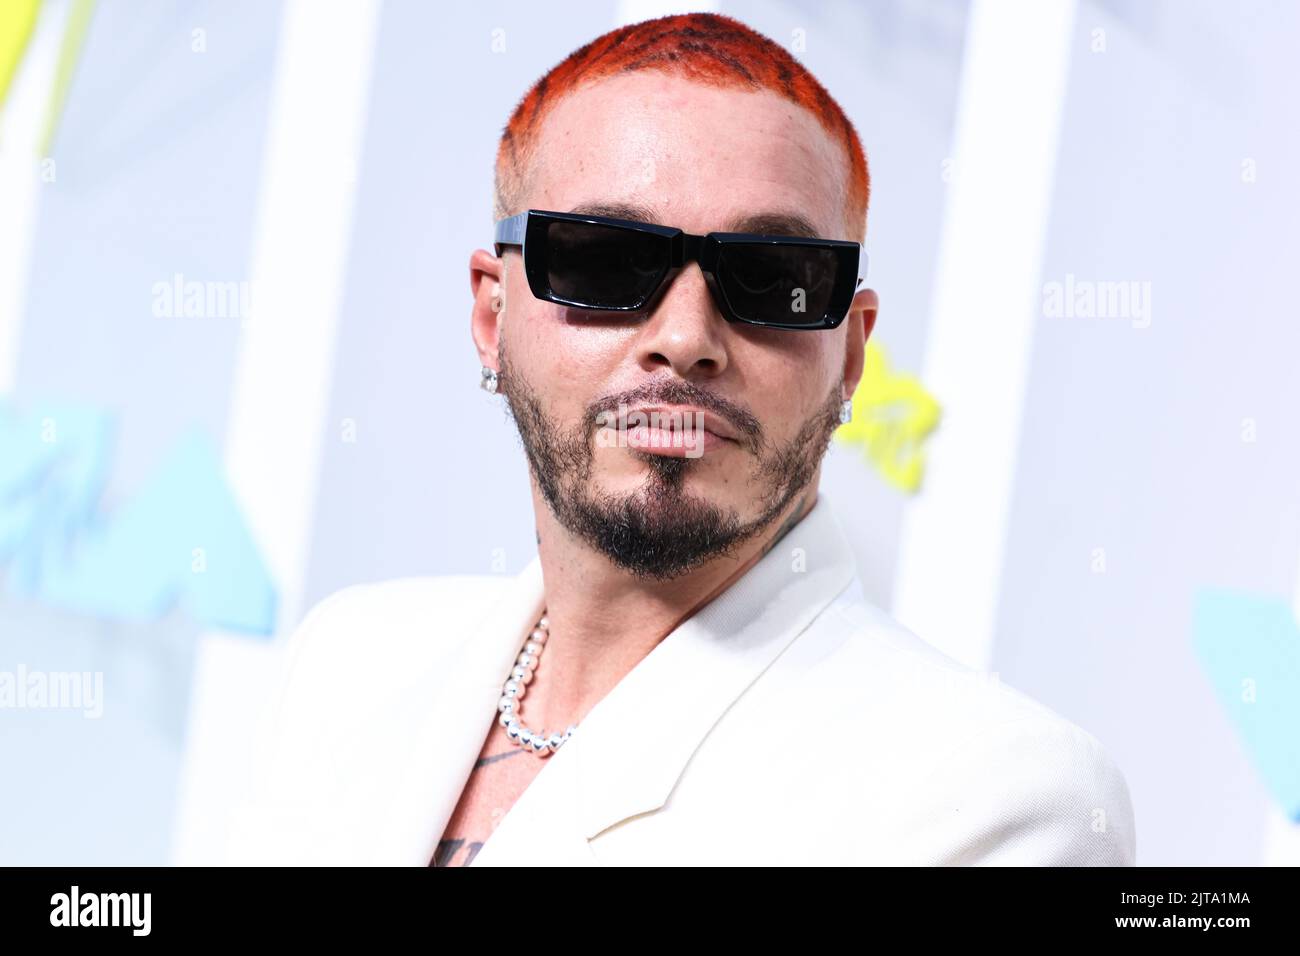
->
xmin=493 ymin=209 xmax=868 ymax=331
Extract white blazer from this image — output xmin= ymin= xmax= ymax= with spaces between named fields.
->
xmin=225 ymin=493 xmax=1136 ymax=866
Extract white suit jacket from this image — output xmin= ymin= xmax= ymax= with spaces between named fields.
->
xmin=225 ymin=493 xmax=1136 ymax=866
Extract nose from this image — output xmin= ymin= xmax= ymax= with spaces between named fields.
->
xmin=634 ymin=262 xmax=730 ymax=380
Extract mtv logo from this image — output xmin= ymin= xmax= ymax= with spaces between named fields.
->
xmin=0 ymin=399 xmax=276 ymax=635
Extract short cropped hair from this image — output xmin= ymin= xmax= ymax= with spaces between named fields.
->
xmin=493 ymin=12 xmax=870 ymax=243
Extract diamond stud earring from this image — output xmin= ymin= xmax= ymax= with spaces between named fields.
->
xmin=481 ymin=366 xmax=499 ymax=394
xmin=839 ymin=399 xmax=853 ymax=424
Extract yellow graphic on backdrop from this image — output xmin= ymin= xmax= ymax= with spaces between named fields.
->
xmin=40 ymin=0 xmax=95 ymax=155
xmin=0 ymin=0 xmax=42 ymax=112
xmin=0 ymin=0 xmax=96 ymax=154
xmin=834 ymin=340 xmax=941 ymax=493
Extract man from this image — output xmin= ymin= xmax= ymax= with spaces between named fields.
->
xmin=227 ymin=12 xmax=1135 ymax=866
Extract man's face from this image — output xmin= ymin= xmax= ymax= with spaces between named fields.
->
xmin=494 ymin=72 xmax=868 ymax=581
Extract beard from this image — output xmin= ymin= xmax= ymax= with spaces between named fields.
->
xmin=496 ymin=333 xmax=841 ymax=582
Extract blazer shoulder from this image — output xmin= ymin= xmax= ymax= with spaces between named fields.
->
xmin=910 ymin=713 xmax=1138 ymax=865
xmin=265 ymin=573 xmax=510 ymax=728
xmin=226 ymin=573 xmax=511 ymax=862
xmin=808 ymin=592 xmax=1137 ymax=864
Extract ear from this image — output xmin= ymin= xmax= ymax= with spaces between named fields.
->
xmin=470 ymin=247 xmax=507 ymax=373
xmin=840 ymin=286 xmax=879 ymax=399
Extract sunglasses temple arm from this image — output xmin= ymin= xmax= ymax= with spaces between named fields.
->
xmin=855 ymin=248 xmax=869 ymax=289
xmin=494 ymin=211 xmax=528 ymax=257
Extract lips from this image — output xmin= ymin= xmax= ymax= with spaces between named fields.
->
xmin=617 ymin=405 xmax=738 ymax=442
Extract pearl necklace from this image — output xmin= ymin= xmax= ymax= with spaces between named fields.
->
xmin=497 ymin=610 xmax=576 ymax=757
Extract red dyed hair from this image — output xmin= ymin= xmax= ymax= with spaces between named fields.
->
xmin=493 ymin=12 xmax=870 ymax=242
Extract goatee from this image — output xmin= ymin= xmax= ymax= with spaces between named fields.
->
xmin=497 ymin=334 xmax=840 ymax=581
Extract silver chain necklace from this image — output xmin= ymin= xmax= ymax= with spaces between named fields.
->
xmin=497 ymin=610 xmax=575 ymax=757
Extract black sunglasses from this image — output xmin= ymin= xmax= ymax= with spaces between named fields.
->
xmin=493 ymin=209 xmax=868 ymax=331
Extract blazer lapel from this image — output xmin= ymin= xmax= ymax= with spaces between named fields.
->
xmin=369 ymin=557 xmax=546 ymax=865
xmin=467 ymin=492 xmax=859 ymax=864
xmin=570 ymin=492 xmax=858 ymax=841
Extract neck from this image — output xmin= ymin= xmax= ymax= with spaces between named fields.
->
xmin=521 ymin=486 xmax=820 ymax=731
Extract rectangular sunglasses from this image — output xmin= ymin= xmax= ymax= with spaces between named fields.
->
xmin=493 ymin=209 xmax=868 ymax=331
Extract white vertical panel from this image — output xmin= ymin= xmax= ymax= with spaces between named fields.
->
xmin=224 ymin=0 xmax=382 ymax=636
xmin=891 ymin=0 xmax=1077 ymax=669
xmin=0 ymin=0 xmax=69 ymax=393
xmin=1270 ymin=562 xmax=1300 ymax=861
xmin=1262 ymin=804 xmax=1300 ymax=865
xmin=172 ymin=0 xmax=381 ymax=864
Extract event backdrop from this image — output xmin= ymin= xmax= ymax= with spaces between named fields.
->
xmin=0 ymin=0 xmax=1296 ymax=866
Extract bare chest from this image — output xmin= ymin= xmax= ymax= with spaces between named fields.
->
xmin=430 ymin=719 xmax=549 ymax=867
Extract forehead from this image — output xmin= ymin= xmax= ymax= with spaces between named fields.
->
xmin=527 ymin=72 xmax=851 ymax=240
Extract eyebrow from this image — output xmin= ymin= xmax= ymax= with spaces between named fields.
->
xmin=566 ymin=201 xmax=825 ymax=240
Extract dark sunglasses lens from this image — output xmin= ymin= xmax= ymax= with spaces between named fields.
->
xmin=544 ymin=220 xmax=667 ymax=308
xmin=716 ymin=243 xmax=841 ymax=325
